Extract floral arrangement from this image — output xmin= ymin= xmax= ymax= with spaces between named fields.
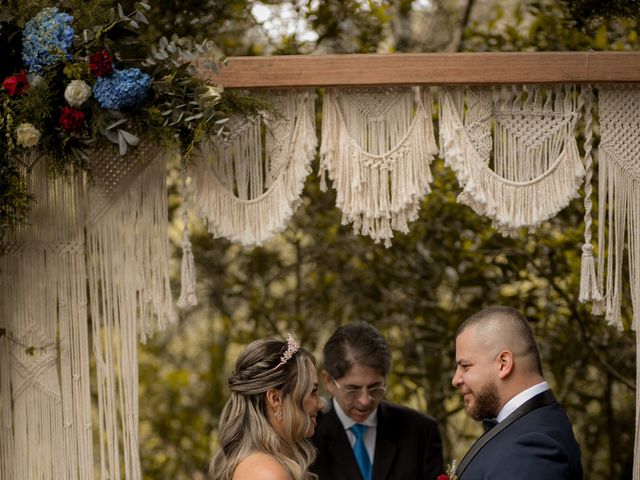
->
xmin=0 ymin=1 xmax=260 ymax=236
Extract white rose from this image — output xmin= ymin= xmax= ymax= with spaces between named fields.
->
xmin=16 ymin=123 xmax=41 ymax=148
xmin=64 ymin=80 xmax=92 ymax=107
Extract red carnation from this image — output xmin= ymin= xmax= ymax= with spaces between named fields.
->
xmin=2 ymin=70 xmax=30 ymax=97
xmin=60 ymin=106 xmax=86 ymax=132
xmin=89 ymin=49 xmax=114 ymax=77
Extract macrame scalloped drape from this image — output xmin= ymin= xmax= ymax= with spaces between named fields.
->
xmin=439 ymin=85 xmax=585 ymax=237
xmin=320 ymin=87 xmax=438 ymax=248
xmin=188 ymin=89 xmax=317 ymax=247
xmin=0 ymin=158 xmax=93 ymax=480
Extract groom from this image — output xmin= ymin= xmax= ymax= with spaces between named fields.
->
xmin=452 ymin=306 xmax=582 ymax=479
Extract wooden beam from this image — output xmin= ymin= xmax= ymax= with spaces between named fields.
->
xmin=196 ymin=52 xmax=640 ymax=88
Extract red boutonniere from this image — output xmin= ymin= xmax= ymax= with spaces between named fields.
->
xmin=439 ymin=460 xmax=459 ymax=480
xmin=3 ymin=70 xmax=30 ymax=96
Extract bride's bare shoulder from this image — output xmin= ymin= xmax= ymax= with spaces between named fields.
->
xmin=231 ymin=452 xmax=290 ymax=480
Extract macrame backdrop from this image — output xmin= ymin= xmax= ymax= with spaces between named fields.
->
xmin=597 ymin=85 xmax=640 ymax=480
xmin=0 ymin=159 xmax=93 ymax=479
xmin=2 ymin=82 xmax=640 ymax=479
xmin=320 ymin=87 xmax=438 ymax=247
xmin=439 ymin=85 xmax=585 ymax=237
xmin=87 ymin=144 xmax=175 ymax=480
xmin=189 ymin=89 xmax=316 ymax=247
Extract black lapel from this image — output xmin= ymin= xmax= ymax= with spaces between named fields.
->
xmin=323 ymin=406 xmax=364 ymax=480
xmin=456 ymin=389 xmax=557 ymax=477
xmin=372 ymin=402 xmax=397 ymax=480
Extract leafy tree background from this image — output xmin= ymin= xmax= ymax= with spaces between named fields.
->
xmin=134 ymin=1 xmax=639 ymax=479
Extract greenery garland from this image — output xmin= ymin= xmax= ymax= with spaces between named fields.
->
xmin=0 ymin=0 xmax=262 ymax=237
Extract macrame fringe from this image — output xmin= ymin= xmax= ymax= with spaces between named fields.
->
xmin=320 ymin=87 xmax=437 ymax=247
xmin=190 ymin=89 xmax=316 ymax=247
xmin=0 ymin=158 xmax=93 ymax=480
xmin=87 ymin=150 xmax=175 ymax=480
xmin=597 ymin=85 xmax=640 ymax=331
xmin=177 ymin=168 xmax=197 ymax=309
xmin=439 ymin=86 xmax=584 ymax=237
xmin=598 ymin=84 xmax=640 ymax=480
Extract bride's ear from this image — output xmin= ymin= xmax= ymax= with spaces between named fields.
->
xmin=266 ymin=388 xmax=282 ymax=410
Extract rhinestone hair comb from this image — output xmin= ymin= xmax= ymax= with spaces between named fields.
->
xmin=274 ymin=333 xmax=300 ymax=369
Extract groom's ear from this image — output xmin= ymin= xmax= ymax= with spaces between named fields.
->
xmin=496 ymin=350 xmax=514 ymax=379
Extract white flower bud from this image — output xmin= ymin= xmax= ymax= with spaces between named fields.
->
xmin=16 ymin=123 xmax=41 ymax=148
xmin=64 ymin=79 xmax=92 ymax=107
xmin=200 ymin=85 xmax=223 ymax=105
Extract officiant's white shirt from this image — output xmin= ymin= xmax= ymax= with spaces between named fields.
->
xmin=333 ymin=397 xmax=378 ymax=463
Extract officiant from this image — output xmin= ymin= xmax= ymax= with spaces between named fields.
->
xmin=311 ymin=321 xmax=444 ymax=480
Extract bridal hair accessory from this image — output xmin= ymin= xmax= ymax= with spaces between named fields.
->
xmin=275 ymin=333 xmax=300 ymax=369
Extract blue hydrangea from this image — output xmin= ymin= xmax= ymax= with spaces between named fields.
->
xmin=92 ymin=68 xmax=152 ymax=110
xmin=22 ymin=7 xmax=74 ymax=74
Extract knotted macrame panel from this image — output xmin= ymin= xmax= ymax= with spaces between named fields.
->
xmin=597 ymin=84 xmax=640 ymax=480
xmin=597 ymin=85 xmax=640 ymax=332
xmin=320 ymin=87 xmax=438 ymax=247
xmin=189 ymin=89 xmax=317 ymax=246
xmin=0 ymin=159 xmax=93 ymax=480
xmin=439 ymin=85 xmax=585 ymax=236
xmin=87 ymin=143 xmax=175 ymax=480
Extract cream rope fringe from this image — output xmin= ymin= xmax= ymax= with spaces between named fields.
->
xmin=87 ymin=150 xmax=175 ymax=480
xmin=439 ymin=86 xmax=585 ymax=237
xmin=578 ymin=85 xmax=604 ymax=309
xmin=0 ymin=158 xmax=93 ymax=480
xmin=320 ymin=87 xmax=437 ymax=247
xmin=189 ymin=89 xmax=316 ymax=247
xmin=597 ymin=85 xmax=640 ymax=332
xmin=598 ymin=84 xmax=640 ymax=480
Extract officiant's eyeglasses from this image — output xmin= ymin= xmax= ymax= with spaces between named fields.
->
xmin=331 ymin=378 xmax=387 ymax=401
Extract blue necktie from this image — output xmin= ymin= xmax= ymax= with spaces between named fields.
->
xmin=349 ymin=424 xmax=372 ymax=480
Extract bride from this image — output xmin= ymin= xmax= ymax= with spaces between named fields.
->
xmin=209 ymin=334 xmax=324 ymax=480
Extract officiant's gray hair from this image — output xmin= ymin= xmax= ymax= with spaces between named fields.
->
xmin=458 ymin=306 xmax=543 ymax=376
xmin=323 ymin=321 xmax=391 ymax=379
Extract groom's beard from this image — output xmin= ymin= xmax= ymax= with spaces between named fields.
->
xmin=468 ymin=380 xmax=500 ymax=421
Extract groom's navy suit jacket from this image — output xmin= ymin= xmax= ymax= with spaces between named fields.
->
xmin=458 ymin=390 xmax=583 ymax=480
xmin=310 ymin=400 xmax=443 ymax=480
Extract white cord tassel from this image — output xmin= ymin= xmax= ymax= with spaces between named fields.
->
xmin=578 ymin=85 xmax=603 ymax=309
xmin=177 ymin=171 xmax=197 ymax=309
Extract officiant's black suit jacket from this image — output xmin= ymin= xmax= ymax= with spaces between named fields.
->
xmin=310 ymin=400 xmax=444 ymax=480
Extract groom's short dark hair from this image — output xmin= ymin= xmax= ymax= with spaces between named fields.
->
xmin=323 ymin=322 xmax=391 ymax=380
xmin=458 ymin=306 xmax=543 ymax=376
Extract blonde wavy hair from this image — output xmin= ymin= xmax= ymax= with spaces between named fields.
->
xmin=209 ymin=337 xmax=318 ymax=480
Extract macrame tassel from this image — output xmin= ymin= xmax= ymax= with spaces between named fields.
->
xmin=177 ymin=170 xmax=197 ymax=309
xmin=578 ymin=84 xmax=603 ymax=308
